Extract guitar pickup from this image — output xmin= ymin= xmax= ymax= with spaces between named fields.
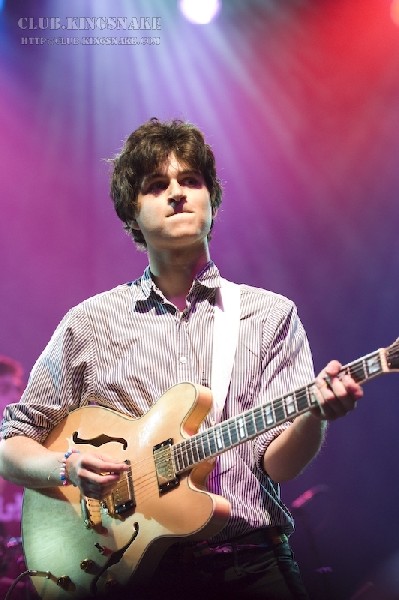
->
xmin=153 ymin=439 xmax=179 ymax=494
xmin=104 ymin=460 xmax=135 ymax=516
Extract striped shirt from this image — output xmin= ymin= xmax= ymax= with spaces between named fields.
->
xmin=1 ymin=262 xmax=314 ymax=541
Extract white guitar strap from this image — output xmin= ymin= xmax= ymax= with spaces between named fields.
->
xmin=211 ymin=278 xmax=241 ymax=422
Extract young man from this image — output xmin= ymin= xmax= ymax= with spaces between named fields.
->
xmin=0 ymin=119 xmax=363 ymax=600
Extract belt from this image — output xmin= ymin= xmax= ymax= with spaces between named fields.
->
xmin=186 ymin=527 xmax=288 ymax=558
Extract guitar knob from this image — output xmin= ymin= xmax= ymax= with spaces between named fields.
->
xmin=56 ymin=575 xmax=73 ymax=590
xmin=80 ymin=559 xmax=96 ymax=573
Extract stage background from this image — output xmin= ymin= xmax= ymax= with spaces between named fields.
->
xmin=1 ymin=1 xmax=399 ymax=597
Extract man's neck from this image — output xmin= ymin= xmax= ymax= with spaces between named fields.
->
xmin=148 ymin=244 xmax=211 ymax=310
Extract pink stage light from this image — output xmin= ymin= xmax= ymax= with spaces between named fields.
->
xmin=179 ymin=0 xmax=221 ymax=25
xmin=391 ymin=0 xmax=399 ymax=25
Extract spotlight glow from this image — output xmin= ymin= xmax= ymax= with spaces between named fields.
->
xmin=179 ymin=0 xmax=221 ymax=25
xmin=391 ymin=0 xmax=399 ymax=25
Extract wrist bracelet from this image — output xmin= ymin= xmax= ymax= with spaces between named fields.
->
xmin=60 ymin=449 xmax=80 ymax=486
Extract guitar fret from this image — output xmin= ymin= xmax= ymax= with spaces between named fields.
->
xmin=174 ymin=449 xmax=183 ymax=472
xmin=228 ymin=420 xmax=238 ymax=445
xmin=176 ymin=445 xmax=188 ymax=471
xmin=180 ymin=449 xmax=188 ymax=471
xmin=183 ymin=445 xmax=191 ymax=470
xmin=197 ymin=438 xmax=206 ymax=461
xmin=215 ymin=426 xmax=224 ymax=450
xmin=208 ymin=432 xmax=217 ymax=455
xmin=309 ymin=386 xmax=319 ymax=407
xmin=273 ymin=399 xmax=285 ymax=424
xmin=263 ymin=404 xmax=275 ymax=427
xmin=222 ymin=423 xmax=231 ymax=448
xmin=245 ymin=411 xmax=256 ymax=437
xmin=236 ymin=416 xmax=247 ymax=441
xmin=252 ymin=406 xmax=264 ymax=432
xmin=344 ymin=351 xmax=382 ymax=384
xmin=186 ymin=443 xmax=194 ymax=465
xmin=284 ymin=394 xmax=296 ymax=417
xmin=201 ymin=433 xmax=211 ymax=457
xmin=346 ymin=361 xmax=367 ymax=383
xmin=295 ymin=387 xmax=310 ymax=412
xmin=190 ymin=441 xmax=200 ymax=463
xmin=365 ymin=354 xmax=381 ymax=377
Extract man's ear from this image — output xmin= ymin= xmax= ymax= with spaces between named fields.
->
xmin=127 ymin=218 xmax=141 ymax=231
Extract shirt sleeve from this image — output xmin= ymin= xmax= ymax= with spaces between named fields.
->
xmin=252 ymin=299 xmax=315 ymax=469
xmin=1 ymin=306 xmax=97 ymax=442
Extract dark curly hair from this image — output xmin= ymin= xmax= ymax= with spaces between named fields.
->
xmin=109 ymin=118 xmax=223 ymax=248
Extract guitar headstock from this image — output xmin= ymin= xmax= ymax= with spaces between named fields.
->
xmin=386 ymin=338 xmax=399 ymax=372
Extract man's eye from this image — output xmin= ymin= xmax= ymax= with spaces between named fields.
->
xmin=182 ymin=177 xmax=201 ymax=187
xmin=147 ymin=181 xmax=166 ymax=193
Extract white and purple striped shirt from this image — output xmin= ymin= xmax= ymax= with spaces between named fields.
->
xmin=2 ymin=262 xmax=315 ymax=541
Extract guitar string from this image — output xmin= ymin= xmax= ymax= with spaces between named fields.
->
xmin=173 ymin=357 xmax=372 ymax=470
xmin=99 ymin=337 xmax=382 ymax=508
xmin=102 ymin=357 xmax=374 ymax=507
xmin=114 ymin=383 xmax=316 ymax=505
xmin=119 ymin=359 xmax=370 ymax=481
xmin=165 ymin=310 xmax=376 ymax=472
xmin=105 ymin=388 xmax=315 ymax=508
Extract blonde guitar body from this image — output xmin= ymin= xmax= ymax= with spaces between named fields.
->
xmin=22 ymin=383 xmax=230 ymax=599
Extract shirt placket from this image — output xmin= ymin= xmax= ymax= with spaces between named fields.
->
xmin=176 ymin=310 xmax=192 ymax=383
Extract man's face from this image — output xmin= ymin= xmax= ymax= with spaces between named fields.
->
xmin=133 ymin=154 xmax=213 ymax=252
xmin=0 ymin=373 xmax=23 ymax=411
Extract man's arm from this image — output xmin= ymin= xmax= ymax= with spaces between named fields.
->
xmin=263 ymin=360 xmax=364 ymax=483
xmin=0 ymin=436 xmax=63 ymax=487
xmin=0 ymin=435 xmax=129 ymax=498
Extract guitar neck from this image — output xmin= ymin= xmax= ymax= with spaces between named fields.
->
xmin=172 ymin=347 xmax=388 ymax=474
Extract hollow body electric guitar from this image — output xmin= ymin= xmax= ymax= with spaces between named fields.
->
xmin=22 ymin=340 xmax=399 ymax=599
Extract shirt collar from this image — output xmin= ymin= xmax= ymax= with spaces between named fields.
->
xmin=131 ymin=261 xmax=222 ymax=310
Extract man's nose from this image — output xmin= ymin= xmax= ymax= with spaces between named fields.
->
xmin=169 ymin=179 xmax=185 ymax=200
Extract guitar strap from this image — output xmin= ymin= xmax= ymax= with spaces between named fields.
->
xmin=211 ymin=277 xmax=241 ymax=422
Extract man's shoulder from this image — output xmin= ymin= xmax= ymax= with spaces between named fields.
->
xmin=82 ymin=282 xmax=133 ymax=306
xmin=70 ymin=280 xmax=141 ymax=319
xmin=238 ymin=282 xmax=296 ymax=311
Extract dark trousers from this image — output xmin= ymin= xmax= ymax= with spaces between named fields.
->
xmin=128 ymin=532 xmax=310 ymax=600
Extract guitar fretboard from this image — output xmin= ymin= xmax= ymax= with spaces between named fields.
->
xmin=172 ymin=349 xmax=384 ymax=474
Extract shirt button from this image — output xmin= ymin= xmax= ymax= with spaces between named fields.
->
xmin=179 ymin=356 xmax=187 ymax=364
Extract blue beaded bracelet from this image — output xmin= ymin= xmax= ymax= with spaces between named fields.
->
xmin=60 ymin=449 xmax=80 ymax=486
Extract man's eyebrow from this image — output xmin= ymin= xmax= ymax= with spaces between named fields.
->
xmin=142 ymin=169 xmax=202 ymax=184
xmin=142 ymin=171 xmax=165 ymax=182
xmin=179 ymin=169 xmax=202 ymax=177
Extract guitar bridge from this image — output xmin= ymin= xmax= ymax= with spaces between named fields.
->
xmin=153 ymin=439 xmax=179 ymax=494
